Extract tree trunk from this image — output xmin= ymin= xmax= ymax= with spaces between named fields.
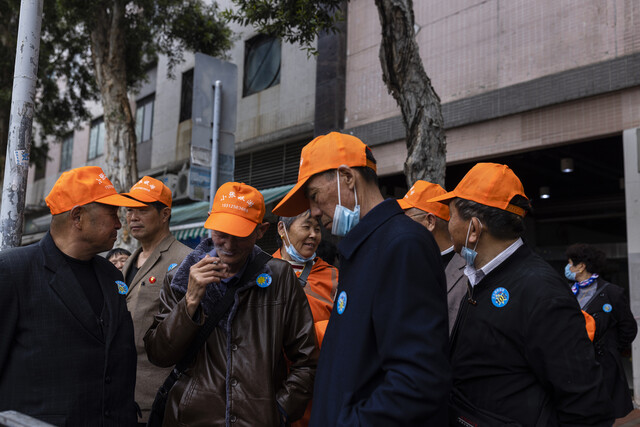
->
xmin=374 ymin=0 xmax=446 ymax=187
xmin=90 ymin=0 xmax=138 ymax=250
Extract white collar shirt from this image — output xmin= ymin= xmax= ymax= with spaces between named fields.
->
xmin=464 ymin=238 xmax=524 ymax=287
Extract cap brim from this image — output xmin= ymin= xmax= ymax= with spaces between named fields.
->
xmin=204 ymin=212 xmax=258 ymax=237
xmin=121 ymin=191 xmax=160 ymax=204
xmin=96 ymin=193 xmax=147 ymax=208
xmin=427 ymin=191 xmax=457 ymax=205
xmin=396 ymin=199 xmax=413 ymax=210
xmin=272 ymin=177 xmax=311 ymax=217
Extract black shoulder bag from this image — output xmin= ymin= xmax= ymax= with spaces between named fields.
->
xmin=296 ymin=260 xmax=313 ymax=288
xmin=146 ymin=251 xmax=272 ymax=427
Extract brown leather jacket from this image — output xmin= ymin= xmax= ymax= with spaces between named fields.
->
xmin=144 ymin=242 xmax=318 ymax=427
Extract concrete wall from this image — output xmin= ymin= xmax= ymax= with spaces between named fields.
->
xmin=345 ymin=0 xmax=640 ymax=130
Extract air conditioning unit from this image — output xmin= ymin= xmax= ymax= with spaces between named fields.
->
xmin=159 ymin=174 xmax=178 ymax=196
xmin=173 ymin=168 xmax=190 ymax=200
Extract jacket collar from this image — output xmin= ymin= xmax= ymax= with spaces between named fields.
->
xmin=42 ymin=231 xmax=122 ymax=343
xmin=472 ymin=244 xmax=531 ymax=291
xmin=126 ymin=233 xmax=176 ymax=289
xmin=338 ymin=198 xmax=403 ymax=260
xmin=446 ymin=253 xmax=467 ymax=292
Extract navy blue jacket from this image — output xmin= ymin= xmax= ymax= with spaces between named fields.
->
xmin=0 ymin=232 xmax=137 ymax=426
xmin=309 ymin=199 xmax=451 ymax=426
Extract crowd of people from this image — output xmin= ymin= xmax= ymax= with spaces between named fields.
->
xmin=0 ymin=132 xmax=636 ymax=426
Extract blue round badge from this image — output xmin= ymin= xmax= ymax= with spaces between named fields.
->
xmin=337 ymin=291 xmax=348 ymax=315
xmin=256 ymin=273 xmax=272 ymax=288
xmin=603 ymin=303 xmax=612 ymax=313
xmin=167 ymin=263 xmax=178 ymax=272
xmin=116 ymin=280 xmax=129 ymax=295
xmin=491 ymin=287 xmax=509 ymax=308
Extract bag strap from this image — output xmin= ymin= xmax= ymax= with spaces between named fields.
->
xmin=297 ymin=260 xmax=314 ymax=287
xmin=174 ymin=250 xmax=272 ymax=373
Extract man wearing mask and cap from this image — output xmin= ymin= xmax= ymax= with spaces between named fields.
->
xmin=144 ymin=181 xmax=318 ymax=426
xmin=273 ymin=132 xmax=450 ymax=426
xmin=121 ymin=176 xmax=192 ymax=425
xmin=430 ymin=162 xmax=613 ymax=426
xmin=398 ymin=180 xmax=466 ymax=335
xmin=0 ymin=166 xmax=146 ymax=425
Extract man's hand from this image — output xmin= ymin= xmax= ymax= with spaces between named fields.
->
xmin=185 ymin=255 xmax=231 ymax=317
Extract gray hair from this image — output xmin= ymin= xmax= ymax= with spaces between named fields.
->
xmin=276 ymin=210 xmax=312 ymax=247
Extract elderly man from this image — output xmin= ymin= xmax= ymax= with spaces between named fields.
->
xmin=121 ymin=176 xmax=192 ymax=424
xmin=398 ymin=180 xmax=466 ymax=334
xmin=145 ymin=181 xmax=317 ymax=426
xmin=0 ymin=166 xmax=145 ymax=425
xmin=430 ymin=162 xmax=614 ymax=426
xmin=273 ymin=132 xmax=450 ymax=426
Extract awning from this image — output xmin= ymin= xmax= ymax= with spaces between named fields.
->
xmin=172 ymin=224 xmax=209 ymax=240
xmin=169 ymin=183 xmax=295 ymax=240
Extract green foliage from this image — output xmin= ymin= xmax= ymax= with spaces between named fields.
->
xmin=0 ymin=0 xmax=93 ymax=168
xmin=224 ymin=0 xmax=345 ymax=54
xmin=0 ymin=0 xmax=232 ymax=171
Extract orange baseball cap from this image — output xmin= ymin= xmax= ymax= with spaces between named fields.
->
xmin=122 ymin=176 xmax=173 ymax=207
xmin=429 ymin=163 xmax=528 ymax=217
xmin=45 ymin=166 xmax=147 ymax=215
xmin=272 ymin=132 xmax=377 ymax=217
xmin=398 ymin=180 xmax=450 ymax=221
xmin=204 ymin=182 xmax=265 ymax=237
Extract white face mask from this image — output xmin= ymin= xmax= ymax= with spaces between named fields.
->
xmin=282 ymin=226 xmax=316 ymax=263
xmin=331 ymin=170 xmax=360 ymax=237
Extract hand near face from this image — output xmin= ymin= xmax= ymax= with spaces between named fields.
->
xmin=185 ymin=255 xmax=231 ymax=317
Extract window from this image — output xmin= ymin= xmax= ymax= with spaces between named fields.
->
xmin=60 ymin=134 xmax=73 ymax=171
xmin=234 ymin=140 xmax=305 ymax=189
xmin=88 ymin=118 xmax=105 ymax=160
xmin=179 ymin=69 xmax=193 ymax=123
xmin=135 ymin=96 xmax=154 ymax=143
xmin=243 ymin=35 xmax=281 ymax=97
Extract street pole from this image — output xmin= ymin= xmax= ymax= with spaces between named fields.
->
xmin=208 ymin=80 xmax=221 ymax=238
xmin=0 ymin=0 xmax=44 ymax=250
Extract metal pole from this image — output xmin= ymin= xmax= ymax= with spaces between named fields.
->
xmin=0 ymin=0 xmax=44 ymax=250
xmin=208 ymin=80 xmax=222 ymax=238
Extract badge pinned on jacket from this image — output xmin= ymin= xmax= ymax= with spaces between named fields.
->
xmin=149 ymin=276 xmax=156 ymax=284
xmin=337 ymin=291 xmax=348 ymax=314
xmin=116 ymin=280 xmax=129 ymax=295
xmin=603 ymin=303 xmax=612 ymax=313
xmin=256 ymin=273 xmax=272 ymax=288
xmin=491 ymin=287 xmax=509 ymax=308
xmin=168 ymin=263 xmax=178 ymax=272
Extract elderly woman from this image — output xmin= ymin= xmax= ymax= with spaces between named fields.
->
xmin=274 ymin=211 xmax=339 ymax=341
xmin=274 ymin=211 xmax=339 ymax=427
xmin=565 ymin=243 xmax=637 ymax=419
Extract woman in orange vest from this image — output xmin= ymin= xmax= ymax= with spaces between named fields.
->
xmin=273 ymin=211 xmax=339 ymax=427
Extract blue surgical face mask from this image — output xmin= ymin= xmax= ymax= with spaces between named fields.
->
xmin=564 ymin=263 xmax=577 ymax=281
xmin=461 ymin=219 xmax=482 ymax=267
xmin=331 ymin=170 xmax=360 ymax=237
xmin=283 ymin=226 xmax=316 ymax=263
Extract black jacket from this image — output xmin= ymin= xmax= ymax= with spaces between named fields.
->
xmin=0 ymin=232 xmax=137 ymax=426
xmin=451 ymin=245 xmax=613 ymax=427
xmin=582 ymin=277 xmax=637 ymax=418
xmin=310 ymin=199 xmax=450 ymax=426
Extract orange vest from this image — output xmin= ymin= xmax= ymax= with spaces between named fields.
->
xmin=273 ymin=249 xmax=339 ymax=427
